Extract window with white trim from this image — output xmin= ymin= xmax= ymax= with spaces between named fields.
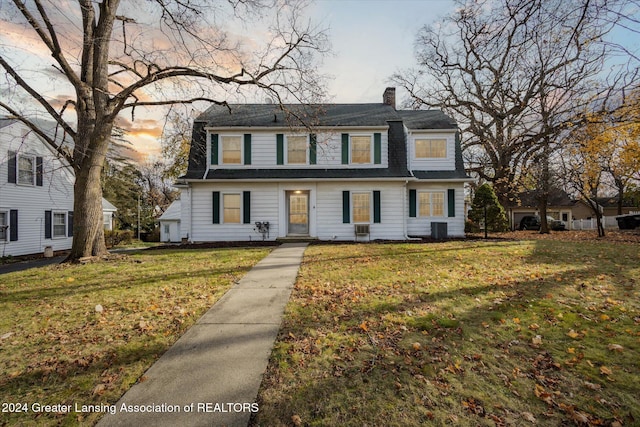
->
xmin=221 ymin=136 xmax=242 ymax=164
xmin=223 ymin=194 xmax=241 ymax=223
xmin=18 ymin=154 xmax=35 ymax=185
xmin=419 ymin=191 xmax=445 ymax=217
xmin=287 ymin=135 xmax=307 ymax=164
xmin=0 ymin=211 xmax=7 ymax=241
xmin=352 ymin=192 xmax=371 ymax=223
xmin=351 ymin=136 xmax=372 ymax=164
xmin=53 ymin=212 xmax=67 ymax=238
xmin=415 ymin=139 xmax=447 ymax=158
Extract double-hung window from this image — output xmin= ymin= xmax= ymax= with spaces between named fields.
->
xmin=0 ymin=211 xmax=7 ymax=241
xmin=419 ymin=192 xmax=445 ymax=217
xmin=18 ymin=155 xmax=35 ymax=185
xmin=222 ymin=136 xmax=242 ymax=164
xmin=223 ymin=194 xmax=241 ymax=224
xmin=287 ymin=136 xmax=307 ymax=164
xmin=351 ymin=136 xmax=371 ymax=164
xmin=415 ymin=139 xmax=447 ymax=158
xmin=352 ymin=192 xmax=371 ymax=223
xmin=53 ymin=212 xmax=67 ymax=238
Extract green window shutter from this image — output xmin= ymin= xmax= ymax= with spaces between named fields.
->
xmin=244 ymin=134 xmax=252 ymax=165
xmin=212 ymin=192 xmax=220 ymax=224
xmin=243 ymin=191 xmax=251 ymax=224
xmin=373 ymin=190 xmax=381 ymax=223
xmin=447 ymin=189 xmax=455 ymax=217
xmin=341 ymin=133 xmax=349 ymax=164
xmin=309 ymin=133 xmax=317 ymax=165
xmin=374 ymin=133 xmax=382 ymax=164
xmin=211 ymin=134 xmax=219 ymax=165
xmin=409 ymin=190 xmax=417 ymax=218
xmin=276 ymin=134 xmax=284 ymax=165
xmin=342 ymin=191 xmax=350 ymax=223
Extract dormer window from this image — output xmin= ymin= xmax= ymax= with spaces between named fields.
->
xmin=415 ymin=139 xmax=446 ymax=158
xmin=287 ymin=136 xmax=307 ymax=164
xmin=222 ymin=136 xmax=242 ymax=164
xmin=351 ymin=136 xmax=372 ymax=164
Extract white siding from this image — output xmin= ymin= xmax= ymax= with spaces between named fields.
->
xmin=179 ymin=188 xmax=191 ymax=241
xmin=190 ymin=182 xmax=279 ymax=242
xmin=407 ymin=131 xmax=456 ymax=171
xmin=0 ymin=122 xmax=75 ymax=256
xmin=316 ymin=182 xmax=405 ymax=241
xmin=187 ymin=180 xmax=411 ymax=242
xmin=407 ymin=182 xmax=466 ymax=238
xmin=208 ymin=130 xmax=388 ymax=169
xmin=160 ymin=220 xmax=181 ymax=243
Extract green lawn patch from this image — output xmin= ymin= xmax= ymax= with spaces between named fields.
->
xmin=0 ymin=247 xmax=270 ymax=426
xmin=254 ymin=240 xmax=640 ymax=426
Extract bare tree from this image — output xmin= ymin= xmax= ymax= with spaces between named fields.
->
xmin=0 ymin=0 xmax=329 ymax=261
xmin=393 ymin=0 xmax=637 ymax=221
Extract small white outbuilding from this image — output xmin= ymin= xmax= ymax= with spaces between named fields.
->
xmin=159 ymin=199 xmax=181 ymax=243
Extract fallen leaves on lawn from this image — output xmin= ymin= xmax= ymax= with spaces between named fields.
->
xmin=600 ymin=366 xmax=613 ymax=376
xmin=566 ymin=329 xmax=580 ymax=339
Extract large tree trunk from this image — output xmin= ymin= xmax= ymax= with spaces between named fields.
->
xmin=70 ymin=165 xmax=108 ymax=259
xmin=68 ymin=125 xmax=112 ymax=261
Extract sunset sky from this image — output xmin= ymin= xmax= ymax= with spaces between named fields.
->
xmin=1 ymin=0 xmax=637 ymax=161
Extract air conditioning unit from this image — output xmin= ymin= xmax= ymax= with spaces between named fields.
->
xmin=354 ymin=224 xmax=370 ymax=236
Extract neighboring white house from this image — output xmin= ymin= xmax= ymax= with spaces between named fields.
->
xmin=1 ymin=118 xmax=117 ymax=257
xmin=175 ymin=88 xmax=473 ymax=242
xmin=159 ymin=199 xmax=181 ymax=242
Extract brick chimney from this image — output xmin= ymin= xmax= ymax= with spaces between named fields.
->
xmin=383 ymin=87 xmax=396 ymax=109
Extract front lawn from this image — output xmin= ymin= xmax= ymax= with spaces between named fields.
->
xmin=0 ymin=247 xmax=270 ymax=426
xmin=254 ymin=240 xmax=639 ymax=426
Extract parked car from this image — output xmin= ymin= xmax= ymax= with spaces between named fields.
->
xmin=519 ymin=215 xmax=540 ymax=230
xmin=519 ymin=215 xmax=566 ymax=231
xmin=615 ymin=213 xmax=640 ymax=230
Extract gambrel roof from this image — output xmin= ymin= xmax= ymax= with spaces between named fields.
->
xmin=181 ymin=103 xmax=468 ymax=181
xmin=194 ymin=103 xmax=457 ymax=129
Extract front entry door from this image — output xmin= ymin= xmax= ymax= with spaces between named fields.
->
xmin=288 ymin=191 xmax=309 ymax=235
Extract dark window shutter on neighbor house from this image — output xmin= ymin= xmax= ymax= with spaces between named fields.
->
xmin=36 ymin=156 xmax=43 ymax=186
xmin=9 ymin=210 xmax=18 ymax=241
xmin=8 ymin=151 xmax=16 ymax=183
xmin=448 ymin=189 xmax=455 ymax=217
xmin=341 ymin=134 xmax=349 ymax=164
xmin=276 ymin=134 xmax=284 ymax=165
xmin=68 ymin=211 xmax=74 ymax=237
xmin=212 ymin=192 xmax=220 ymax=224
xmin=342 ymin=191 xmax=350 ymax=223
xmin=373 ymin=190 xmax=381 ymax=223
xmin=44 ymin=210 xmax=52 ymax=239
xmin=244 ymin=134 xmax=252 ymax=165
xmin=409 ymin=190 xmax=417 ymax=217
xmin=243 ymin=191 xmax=251 ymax=224
xmin=211 ymin=134 xmax=219 ymax=165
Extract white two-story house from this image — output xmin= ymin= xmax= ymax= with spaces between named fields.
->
xmin=1 ymin=117 xmax=116 ymax=257
xmin=176 ymin=88 xmax=472 ymax=242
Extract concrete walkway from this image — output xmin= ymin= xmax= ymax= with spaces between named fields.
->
xmin=97 ymin=243 xmax=308 ymax=427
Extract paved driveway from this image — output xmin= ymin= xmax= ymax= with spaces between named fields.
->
xmin=0 ymin=256 xmax=65 ymax=275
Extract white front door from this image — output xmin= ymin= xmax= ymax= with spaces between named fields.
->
xmin=287 ymin=191 xmax=309 ymax=235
